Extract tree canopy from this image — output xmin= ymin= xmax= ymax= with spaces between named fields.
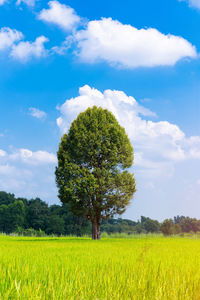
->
xmin=55 ymin=106 xmax=136 ymax=239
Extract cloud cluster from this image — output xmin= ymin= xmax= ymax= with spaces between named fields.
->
xmin=38 ymin=1 xmax=80 ymax=31
xmin=0 ymin=26 xmax=48 ymax=61
xmin=0 ymin=1 xmax=198 ymax=67
xmin=74 ymin=18 xmax=197 ymax=68
xmin=57 ymin=85 xmax=200 ymax=178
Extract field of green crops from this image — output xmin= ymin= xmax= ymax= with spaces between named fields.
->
xmin=1 ymin=235 xmax=200 ymax=299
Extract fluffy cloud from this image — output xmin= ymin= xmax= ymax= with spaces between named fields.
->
xmin=0 ymin=150 xmax=6 ymax=157
xmin=16 ymin=0 xmax=37 ymax=6
xmin=9 ymin=149 xmax=57 ymax=165
xmin=0 ymin=0 xmax=7 ymax=5
xmin=74 ymin=18 xmax=197 ymax=68
xmin=0 ymin=27 xmax=23 ymax=51
xmin=179 ymin=0 xmax=200 ymax=9
xmin=29 ymin=107 xmax=47 ymax=119
xmin=57 ymin=85 xmax=200 ymax=179
xmin=10 ymin=36 xmax=48 ymax=62
xmin=189 ymin=0 xmax=200 ymax=8
xmin=38 ymin=1 xmax=80 ymax=31
xmin=0 ymin=28 xmax=48 ymax=62
xmin=0 ymin=148 xmax=56 ymax=165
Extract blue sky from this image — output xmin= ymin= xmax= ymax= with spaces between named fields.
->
xmin=0 ymin=0 xmax=200 ymax=221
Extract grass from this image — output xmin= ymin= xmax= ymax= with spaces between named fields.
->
xmin=1 ymin=235 xmax=200 ymax=299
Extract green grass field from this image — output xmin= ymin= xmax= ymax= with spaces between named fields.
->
xmin=1 ymin=235 xmax=200 ymax=299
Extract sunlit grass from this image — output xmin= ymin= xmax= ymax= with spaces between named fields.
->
xmin=0 ymin=235 xmax=200 ymax=299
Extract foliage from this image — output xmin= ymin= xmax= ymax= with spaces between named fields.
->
xmin=1 ymin=191 xmax=200 ymax=237
xmin=0 ymin=191 xmax=90 ymax=236
xmin=0 ymin=200 xmax=25 ymax=233
xmin=26 ymin=198 xmax=49 ymax=231
xmin=140 ymin=216 xmax=160 ymax=233
xmin=160 ymin=219 xmax=175 ymax=236
xmin=55 ymin=106 xmax=136 ymax=239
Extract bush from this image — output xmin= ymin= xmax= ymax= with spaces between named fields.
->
xmin=178 ymin=232 xmax=184 ymax=237
xmin=101 ymin=232 xmax=109 ymax=238
xmin=16 ymin=227 xmax=46 ymax=237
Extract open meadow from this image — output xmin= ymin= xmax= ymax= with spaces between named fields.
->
xmin=1 ymin=235 xmax=200 ymax=299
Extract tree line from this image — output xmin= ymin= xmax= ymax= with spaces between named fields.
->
xmin=0 ymin=191 xmax=200 ymax=236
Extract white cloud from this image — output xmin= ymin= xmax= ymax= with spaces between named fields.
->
xmin=0 ymin=150 xmax=6 ymax=157
xmin=74 ymin=18 xmax=197 ymax=68
xmin=38 ymin=1 xmax=80 ymax=31
xmin=16 ymin=0 xmax=37 ymax=6
xmin=189 ymin=0 xmax=200 ymax=8
xmin=10 ymin=149 xmax=57 ymax=165
xmin=57 ymin=85 xmax=200 ymax=179
xmin=0 ymin=28 xmax=48 ymax=62
xmin=0 ymin=0 xmax=7 ymax=5
xmin=10 ymin=36 xmax=48 ymax=62
xmin=0 ymin=27 xmax=23 ymax=51
xmin=179 ymin=0 xmax=200 ymax=9
xmin=29 ymin=107 xmax=47 ymax=119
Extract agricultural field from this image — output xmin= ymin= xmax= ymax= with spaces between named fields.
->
xmin=1 ymin=235 xmax=200 ymax=299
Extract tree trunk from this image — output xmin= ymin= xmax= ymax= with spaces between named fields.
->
xmin=92 ymin=218 xmax=101 ymax=240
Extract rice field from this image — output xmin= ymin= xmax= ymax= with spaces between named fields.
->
xmin=1 ymin=235 xmax=200 ymax=299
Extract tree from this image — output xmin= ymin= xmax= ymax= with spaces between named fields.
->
xmin=179 ymin=217 xmax=200 ymax=233
xmin=47 ymin=215 xmax=65 ymax=236
xmin=141 ymin=217 xmax=160 ymax=233
xmin=26 ymin=198 xmax=49 ymax=231
xmin=55 ymin=106 xmax=136 ymax=239
xmin=174 ymin=215 xmax=186 ymax=224
xmin=160 ymin=219 xmax=175 ymax=236
xmin=0 ymin=200 xmax=25 ymax=233
xmin=0 ymin=191 xmax=15 ymax=206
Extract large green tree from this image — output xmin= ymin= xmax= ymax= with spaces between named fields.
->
xmin=55 ymin=106 xmax=136 ymax=239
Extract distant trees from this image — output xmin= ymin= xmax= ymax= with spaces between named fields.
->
xmin=174 ymin=216 xmax=200 ymax=233
xmin=56 ymin=106 xmax=136 ymax=239
xmin=160 ymin=216 xmax=200 ymax=236
xmin=1 ymin=192 xmax=200 ymax=237
xmin=0 ymin=191 xmax=90 ymax=235
xmin=0 ymin=192 xmax=25 ymax=233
